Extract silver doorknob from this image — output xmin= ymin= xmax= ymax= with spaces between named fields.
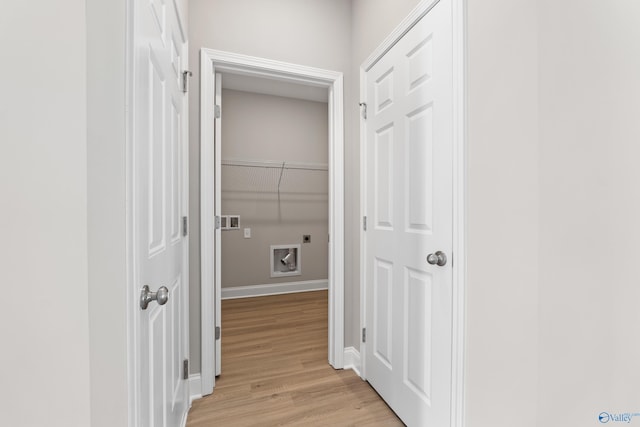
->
xmin=426 ymin=251 xmax=447 ymax=267
xmin=140 ymin=285 xmax=169 ymax=310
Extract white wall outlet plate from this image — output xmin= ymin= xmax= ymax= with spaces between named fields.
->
xmin=244 ymin=228 xmax=251 ymax=238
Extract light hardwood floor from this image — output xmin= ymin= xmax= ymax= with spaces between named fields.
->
xmin=186 ymin=291 xmax=404 ymax=426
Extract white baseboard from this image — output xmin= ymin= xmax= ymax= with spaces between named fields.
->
xmin=189 ymin=374 xmax=202 ymax=405
xmin=221 ymin=279 xmax=328 ymax=300
xmin=343 ymin=346 xmax=362 ymax=378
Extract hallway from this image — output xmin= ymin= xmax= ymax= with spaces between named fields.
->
xmin=186 ymin=291 xmax=403 ymax=426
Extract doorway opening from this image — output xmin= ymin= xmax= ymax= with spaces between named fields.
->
xmin=199 ymin=49 xmax=345 ymax=395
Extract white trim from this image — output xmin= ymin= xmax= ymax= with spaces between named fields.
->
xmin=450 ymin=0 xmax=467 ymax=425
xmin=359 ymin=1 xmax=466 ymax=427
xmin=125 ymin=0 xmax=138 ymax=425
xmin=328 ymin=72 xmax=345 ymax=371
xmin=343 ymin=347 xmax=362 ymax=379
xmin=359 ymin=62 xmax=368 ymax=385
xmin=205 ymin=50 xmax=343 ymax=85
xmin=213 ymin=72 xmax=223 ymax=378
xmin=222 ymin=280 xmax=328 ymax=300
xmin=180 ymin=409 xmax=189 ymax=427
xmin=188 ymin=374 xmax=203 ymax=405
xmin=181 ymin=34 xmax=192 ymax=426
xmin=199 ymin=49 xmax=216 ymax=395
xmin=200 ymin=49 xmax=345 ymax=397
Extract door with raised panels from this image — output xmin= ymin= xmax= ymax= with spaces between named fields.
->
xmin=363 ymin=0 xmax=453 ymax=425
xmin=133 ymin=0 xmax=189 ymax=425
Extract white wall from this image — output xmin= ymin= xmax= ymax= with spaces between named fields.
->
xmin=466 ymin=1 xmax=640 ymax=425
xmin=86 ymin=0 xmax=130 ymax=426
xmin=0 ymin=1 xmax=91 ymax=426
xmin=351 ymin=0 xmax=424 ymax=61
xmin=465 ymin=1 xmax=540 ymax=425
xmin=538 ymin=1 xmax=640 ymax=425
xmin=188 ymin=0 xmax=352 ymax=373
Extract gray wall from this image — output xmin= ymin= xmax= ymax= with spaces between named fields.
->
xmin=0 ymin=1 xmax=91 ymax=425
xmin=220 ymin=89 xmax=328 ymax=288
xmin=188 ymin=0 xmax=352 ymax=373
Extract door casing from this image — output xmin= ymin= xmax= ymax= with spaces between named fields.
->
xmin=359 ymin=0 xmax=467 ymax=425
xmin=199 ymin=49 xmax=345 ymax=395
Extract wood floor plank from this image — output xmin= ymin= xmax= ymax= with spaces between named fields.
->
xmin=186 ymin=291 xmax=403 ymax=426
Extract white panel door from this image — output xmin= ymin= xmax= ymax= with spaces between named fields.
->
xmin=134 ymin=0 xmax=189 ymax=425
xmin=364 ymin=0 xmax=453 ymax=425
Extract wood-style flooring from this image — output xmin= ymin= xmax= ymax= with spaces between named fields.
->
xmin=186 ymin=291 xmax=403 ymax=426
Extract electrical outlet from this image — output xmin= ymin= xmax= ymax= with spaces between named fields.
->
xmin=244 ymin=228 xmax=251 ymax=238
xmin=303 ymin=235 xmax=311 ymax=243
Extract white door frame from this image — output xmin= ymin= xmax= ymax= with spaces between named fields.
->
xmin=359 ymin=0 xmax=466 ymax=425
xmin=199 ymin=49 xmax=345 ymax=395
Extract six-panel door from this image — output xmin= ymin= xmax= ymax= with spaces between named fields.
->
xmin=135 ymin=0 xmax=189 ymax=425
xmin=364 ymin=0 xmax=454 ymax=425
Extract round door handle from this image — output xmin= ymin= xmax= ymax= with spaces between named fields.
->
xmin=426 ymin=251 xmax=447 ymax=267
xmin=140 ymin=285 xmax=169 ymax=310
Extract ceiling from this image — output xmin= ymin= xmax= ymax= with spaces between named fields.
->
xmin=221 ymin=72 xmax=329 ymax=103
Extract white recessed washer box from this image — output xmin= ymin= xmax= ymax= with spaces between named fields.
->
xmin=270 ymin=244 xmax=301 ymax=278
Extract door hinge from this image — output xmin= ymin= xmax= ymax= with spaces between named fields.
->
xmin=183 ymin=359 xmax=189 ymax=380
xmin=182 ymin=216 xmax=188 ymax=237
xmin=215 ymin=326 xmax=221 ymax=340
xmin=182 ymin=70 xmax=192 ymax=93
xmin=362 ymin=327 xmax=366 ymax=343
xmin=363 ymin=216 xmax=367 ymax=231
xmin=215 ymin=105 xmax=221 ymax=119
xmin=215 ymin=215 xmax=221 ymax=230
xmin=359 ymin=102 xmax=367 ymax=120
